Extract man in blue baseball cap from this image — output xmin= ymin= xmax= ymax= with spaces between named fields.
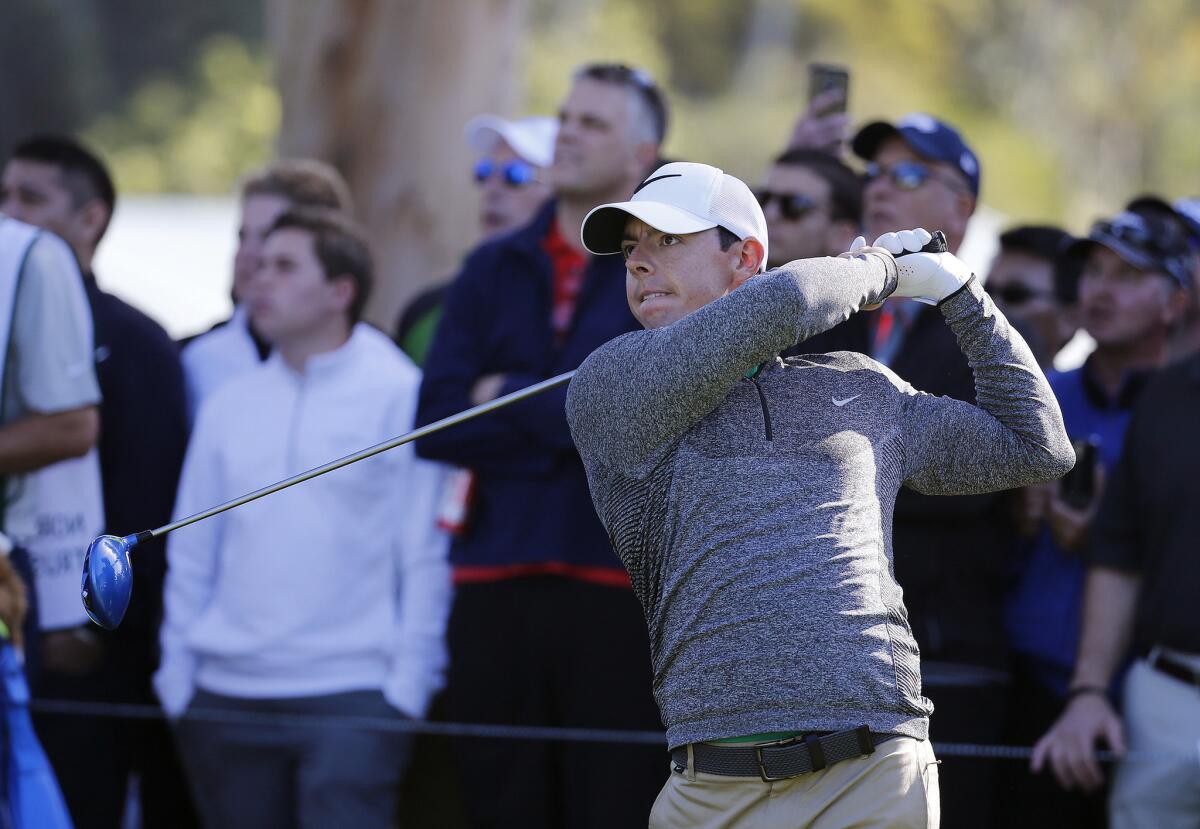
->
xmin=851 ymin=112 xmax=1018 ymax=828
xmin=853 ymin=113 xmax=980 ymax=258
xmin=1060 ymin=208 xmax=1193 ymax=291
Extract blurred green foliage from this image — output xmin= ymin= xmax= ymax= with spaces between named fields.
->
xmin=521 ymin=0 xmax=1200 ymax=227
xmin=0 ymin=0 xmax=263 ymax=167
xmin=84 ymin=38 xmax=279 ymax=194
xmin=37 ymin=0 xmax=1200 ymax=227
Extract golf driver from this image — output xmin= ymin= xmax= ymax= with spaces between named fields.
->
xmin=81 ymin=370 xmax=576 ymax=630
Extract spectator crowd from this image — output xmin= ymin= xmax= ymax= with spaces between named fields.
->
xmin=0 ymin=59 xmax=1197 ymax=829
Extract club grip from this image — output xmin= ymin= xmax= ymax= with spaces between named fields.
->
xmin=896 ymin=230 xmax=948 ymax=256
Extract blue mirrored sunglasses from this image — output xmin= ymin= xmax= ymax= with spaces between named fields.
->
xmin=473 ymin=158 xmax=537 ymax=187
xmin=864 ymin=161 xmax=938 ymax=191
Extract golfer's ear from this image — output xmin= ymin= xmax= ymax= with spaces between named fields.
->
xmin=731 ymin=237 xmax=765 ymax=289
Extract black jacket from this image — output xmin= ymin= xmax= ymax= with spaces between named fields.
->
xmin=84 ymin=277 xmax=189 ymax=696
xmin=1090 ymin=351 xmax=1200 ymax=654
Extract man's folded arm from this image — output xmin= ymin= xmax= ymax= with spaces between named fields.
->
xmin=487 ymin=377 xmax=576 ymax=453
xmin=414 ymin=255 xmax=560 ymax=473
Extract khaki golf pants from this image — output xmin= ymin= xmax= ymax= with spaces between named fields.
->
xmin=649 ymin=736 xmax=939 ymax=829
xmin=1109 ymin=655 xmax=1200 ymax=829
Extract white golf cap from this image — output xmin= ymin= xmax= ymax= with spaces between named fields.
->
xmin=581 ymin=162 xmax=768 ymax=270
xmin=465 ymin=115 xmax=557 ymax=169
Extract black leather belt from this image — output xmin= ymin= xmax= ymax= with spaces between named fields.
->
xmin=670 ymin=726 xmax=896 ymax=783
xmin=1149 ymin=651 xmax=1200 ymax=689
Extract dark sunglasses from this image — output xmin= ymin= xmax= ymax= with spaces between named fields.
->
xmin=864 ymin=161 xmax=964 ymax=193
xmin=473 ymin=158 xmax=537 ymax=187
xmin=756 ymin=190 xmax=821 ymax=221
xmin=991 ymin=283 xmax=1056 ymax=307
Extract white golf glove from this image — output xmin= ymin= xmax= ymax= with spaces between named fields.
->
xmin=848 ymin=229 xmax=974 ymax=305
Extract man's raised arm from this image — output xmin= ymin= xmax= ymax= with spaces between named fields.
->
xmin=567 ymin=250 xmax=896 ymax=474
xmin=899 ymin=277 xmax=1075 ymax=494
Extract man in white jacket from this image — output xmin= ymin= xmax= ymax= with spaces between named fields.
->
xmin=156 ymin=207 xmax=450 ymax=828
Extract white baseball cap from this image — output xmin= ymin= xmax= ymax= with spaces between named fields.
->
xmin=581 ymin=162 xmax=769 ymax=270
xmin=465 ymin=115 xmax=557 ymax=169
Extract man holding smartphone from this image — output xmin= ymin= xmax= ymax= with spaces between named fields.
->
xmin=1002 ymin=205 xmax=1190 ymax=828
xmin=790 ymin=64 xmax=852 ymax=155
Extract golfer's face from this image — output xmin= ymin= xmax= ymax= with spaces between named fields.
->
xmin=622 ymin=218 xmax=740 ymax=329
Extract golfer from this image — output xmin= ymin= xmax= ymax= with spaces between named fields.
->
xmin=565 ymin=162 xmax=1074 ymax=828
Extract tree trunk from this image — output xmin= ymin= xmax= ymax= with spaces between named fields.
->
xmin=266 ymin=0 xmax=527 ymax=330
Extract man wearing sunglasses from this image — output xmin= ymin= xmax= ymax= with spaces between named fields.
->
xmin=985 ymin=225 xmax=1078 ymax=370
xmin=466 ymin=114 xmax=556 ymax=239
xmin=757 ymin=149 xmax=866 ymax=357
xmin=414 ymin=63 xmax=668 ymax=828
xmin=395 ymin=115 xmax=556 ymax=364
xmin=847 ymin=113 xmax=1029 ymax=828
xmin=759 ymin=148 xmax=863 ymax=268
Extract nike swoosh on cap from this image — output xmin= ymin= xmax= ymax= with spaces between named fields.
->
xmin=632 ymin=173 xmax=682 ymax=195
xmin=832 ymin=395 xmax=861 ymax=407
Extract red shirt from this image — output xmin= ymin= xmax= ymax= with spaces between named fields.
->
xmin=542 ymin=218 xmax=587 ymax=345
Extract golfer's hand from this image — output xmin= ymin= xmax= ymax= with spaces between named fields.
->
xmin=867 ymin=229 xmax=973 ymax=305
xmin=787 ymin=89 xmax=851 ymax=156
xmin=1031 ymin=694 xmax=1125 ymax=791
xmin=844 ymin=230 xmax=935 ymax=309
xmin=471 ymin=374 xmax=507 ymax=406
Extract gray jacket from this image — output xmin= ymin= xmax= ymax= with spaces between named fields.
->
xmin=565 ymin=251 xmax=1073 ymax=749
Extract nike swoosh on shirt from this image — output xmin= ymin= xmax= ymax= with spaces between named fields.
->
xmin=832 ymin=395 xmax=861 ymax=407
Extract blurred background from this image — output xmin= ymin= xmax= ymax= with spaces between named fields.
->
xmin=4 ymin=0 xmax=1198 ymax=339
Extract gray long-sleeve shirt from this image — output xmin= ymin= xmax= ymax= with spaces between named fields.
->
xmin=565 ymin=251 xmax=1074 ymax=749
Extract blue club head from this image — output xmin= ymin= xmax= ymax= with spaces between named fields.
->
xmin=81 ymin=534 xmax=137 ymax=629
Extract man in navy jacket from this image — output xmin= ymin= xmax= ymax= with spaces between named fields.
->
xmin=415 ymin=63 xmax=668 ymax=829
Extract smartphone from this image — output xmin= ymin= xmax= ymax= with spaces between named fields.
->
xmin=808 ymin=63 xmax=849 ymax=116
xmin=1060 ymin=435 xmax=1100 ymax=509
